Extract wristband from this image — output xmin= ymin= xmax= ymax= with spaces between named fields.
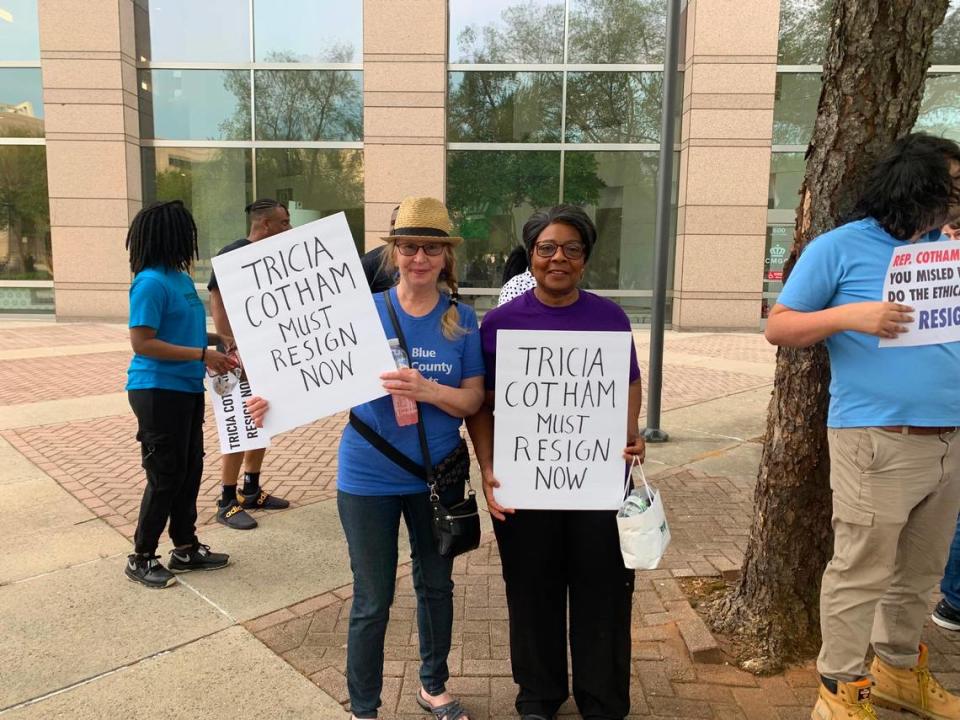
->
xmin=201 ymin=346 xmax=207 ymax=363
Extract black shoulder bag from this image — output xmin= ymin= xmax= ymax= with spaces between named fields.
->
xmin=348 ymin=292 xmax=481 ymax=559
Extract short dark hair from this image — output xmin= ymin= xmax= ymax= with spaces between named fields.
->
xmin=853 ymin=133 xmax=960 ymax=240
xmin=245 ymin=198 xmax=287 ymax=221
xmin=125 ymin=200 xmax=198 ymax=274
xmin=521 ymin=205 xmax=597 ymax=260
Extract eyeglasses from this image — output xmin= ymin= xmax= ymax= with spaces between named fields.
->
xmin=208 ymin=350 xmax=242 ymax=396
xmin=533 ymin=241 xmax=586 ymax=260
xmin=396 ymin=241 xmax=445 ymax=257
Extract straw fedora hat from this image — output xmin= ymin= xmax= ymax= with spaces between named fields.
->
xmin=382 ymin=196 xmax=463 ymax=246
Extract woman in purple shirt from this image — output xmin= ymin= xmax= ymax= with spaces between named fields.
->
xmin=467 ymin=205 xmax=645 ymax=720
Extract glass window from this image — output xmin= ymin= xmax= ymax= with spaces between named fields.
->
xmin=448 ymin=72 xmax=562 ymax=143
xmin=565 ymin=72 xmax=661 ymax=143
xmin=0 ymin=0 xmax=41 ymax=61
xmin=256 ymin=149 xmax=365 ymax=254
xmin=449 ymin=0 xmax=564 ymax=64
xmin=0 ymin=145 xmax=50 ymax=281
xmin=0 ymin=69 xmax=44 ymax=137
xmin=447 ymin=150 xmax=561 ymax=287
xmin=777 ymin=0 xmax=830 ymax=65
xmin=255 ymin=71 xmax=362 ymax=141
xmin=141 ymin=148 xmax=252 ymax=281
xmin=134 ymin=0 xmax=250 ymax=62
xmin=932 ymin=1 xmax=960 ymax=65
xmin=139 ymin=69 xmax=250 ymax=141
xmin=917 ymin=74 xmax=960 ymax=143
xmin=768 ymin=152 xmax=805 ymax=210
xmin=563 ymin=151 xmax=661 ymax=290
xmin=254 ymin=0 xmax=362 ymax=63
xmin=773 ymin=73 xmax=820 ymax=146
xmin=567 ymin=0 xmax=666 ymax=64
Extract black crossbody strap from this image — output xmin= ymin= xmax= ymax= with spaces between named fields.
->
xmin=383 ymin=291 xmax=436 ymax=485
xmin=347 ymin=411 xmax=426 ymax=480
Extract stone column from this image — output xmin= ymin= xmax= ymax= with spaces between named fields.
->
xmin=38 ymin=0 xmax=140 ymax=320
xmin=671 ymin=0 xmax=779 ymax=330
xmin=362 ymin=0 xmax=447 ymax=251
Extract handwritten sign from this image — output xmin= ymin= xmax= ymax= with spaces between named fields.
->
xmin=208 ymin=374 xmax=270 ymax=455
xmin=880 ymin=240 xmax=960 ymax=347
xmin=211 ymin=213 xmax=396 ymax=436
xmin=493 ymin=329 xmax=631 ymax=510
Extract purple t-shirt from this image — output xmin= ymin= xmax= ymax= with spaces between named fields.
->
xmin=480 ymin=289 xmax=641 ymax=391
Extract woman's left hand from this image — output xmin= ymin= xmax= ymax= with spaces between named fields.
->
xmin=623 ymin=435 xmax=646 ymax=463
xmin=380 ymin=368 xmax=438 ymax=404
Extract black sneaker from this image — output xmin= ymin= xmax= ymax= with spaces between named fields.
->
xmin=217 ymin=498 xmax=258 ymax=529
xmin=933 ymin=599 xmax=960 ymax=630
xmin=168 ymin=542 xmax=230 ymax=572
xmin=125 ymin=554 xmax=177 ymax=589
xmin=239 ymin=487 xmax=290 ymax=510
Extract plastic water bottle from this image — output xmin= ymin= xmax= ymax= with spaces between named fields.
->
xmin=619 ymin=489 xmax=652 ymax=517
xmin=388 ymin=338 xmax=419 ymax=427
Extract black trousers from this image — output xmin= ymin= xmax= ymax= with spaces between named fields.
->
xmin=493 ymin=509 xmax=634 ymax=720
xmin=129 ymin=389 xmax=205 ymax=555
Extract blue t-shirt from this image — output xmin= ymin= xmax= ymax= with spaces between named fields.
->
xmin=337 ymin=289 xmax=485 ymax=495
xmin=126 ymin=267 xmax=207 ymax=393
xmin=776 ymin=217 xmax=960 ymax=427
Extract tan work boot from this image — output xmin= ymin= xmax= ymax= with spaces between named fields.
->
xmin=871 ymin=643 xmax=960 ymax=719
xmin=811 ymin=678 xmax=877 ymax=720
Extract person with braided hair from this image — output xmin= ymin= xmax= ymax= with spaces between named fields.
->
xmin=124 ymin=200 xmax=237 ymax=589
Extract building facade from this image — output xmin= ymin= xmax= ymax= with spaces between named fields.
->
xmin=0 ymin=0 xmax=957 ymax=328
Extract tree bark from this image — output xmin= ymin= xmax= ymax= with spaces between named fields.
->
xmin=708 ymin=0 xmax=949 ymax=673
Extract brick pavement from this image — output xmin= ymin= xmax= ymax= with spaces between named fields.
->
xmin=0 ymin=351 xmax=129 ymax=405
xmin=0 ymin=322 xmax=129 ymax=350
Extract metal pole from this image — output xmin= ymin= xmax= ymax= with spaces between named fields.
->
xmin=643 ymin=0 xmax=682 ymax=443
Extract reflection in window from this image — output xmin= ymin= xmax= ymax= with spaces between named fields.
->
xmin=134 ymin=0 xmax=250 ymax=62
xmin=0 ymin=145 xmax=50 ymax=281
xmin=0 ymin=0 xmax=40 ymax=61
xmin=565 ymin=72 xmax=661 ymax=143
xmin=447 ymin=150 xmax=561 ymax=287
xmin=773 ymin=73 xmax=820 ymax=146
xmin=565 ymin=151 xmax=660 ymax=290
xmin=448 ymin=72 xmax=562 ymax=143
xmin=139 ymin=70 xmax=250 ymax=141
xmin=777 ymin=0 xmax=830 ymax=65
xmin=255 ymin=71 xmax=362 ymax=142
xmin=449 ymin=0 xmax=564 ymax=64
xmin=141 ymin=148 xmax=252 ymax=280
xmin=568 ymin=0 xmax=666 ymax=64
xmin=256 ymin=149 xmax=364 ymax=253
xmin=768 ymin=152 xmax=805 ymax=210
xmin=0 ymin=69 xmax=44 ymax=137
xmin=254 ymin=0 xmax=361 ymax=63
xmin=917 ymin=74 xmax=960 ymax=143
xmin=932 ymin=1 xmax=960 ymax=65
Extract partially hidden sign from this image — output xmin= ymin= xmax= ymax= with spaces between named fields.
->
xmin=492 ymin=329 xmax=631 ymax=510
xmin=208 ymin=374 xmax=270 ymax=455
xmin=880 ymin=239 xmax=960 ymax=348
xmin=211 ymin=213 xmax=395 ymax=437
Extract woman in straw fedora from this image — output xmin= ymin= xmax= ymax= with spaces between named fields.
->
xmin=249 ymin=197 xmax=483 ymax=720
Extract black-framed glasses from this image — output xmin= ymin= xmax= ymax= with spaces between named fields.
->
xmin=396 ymin=241 xmax=445 ymax=257
xmin=534 ymin=241 xmax=586 ymax=260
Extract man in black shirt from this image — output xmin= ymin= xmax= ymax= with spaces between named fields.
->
xmin=360 ymin=205 xmax=399 ymax=292
xmin=207 ymin=199 xmax=292 ymax=529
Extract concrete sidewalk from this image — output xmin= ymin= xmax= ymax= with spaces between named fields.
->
xmin=1 ymin=320 xmax=954 ymax=719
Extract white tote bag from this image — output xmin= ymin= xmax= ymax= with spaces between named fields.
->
xmin=616 ymin=456 xmax=671 ymax=570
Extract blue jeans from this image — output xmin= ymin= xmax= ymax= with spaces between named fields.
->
xmin=942 ymin=513 xmax=960 ymax=609
xmin=337 ymin=485 xmax=460 ymax=718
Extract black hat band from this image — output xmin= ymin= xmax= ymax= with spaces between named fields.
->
xmin=390 ymin=226 xmax=450 ymax=237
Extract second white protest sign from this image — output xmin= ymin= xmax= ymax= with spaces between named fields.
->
xmin=493 ymin=329 xmax=632 ymax=511
xmin=211 ymin=213 xmax=396 ymax=436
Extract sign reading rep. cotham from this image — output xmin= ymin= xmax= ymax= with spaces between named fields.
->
xmin=212 ymin=213 xmax=396 ymax=437
xmin=492 ymin=329 xmax=631 ymax=510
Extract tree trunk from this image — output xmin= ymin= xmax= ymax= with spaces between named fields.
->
xmin=708 ymin=0 xmax=949 ymax=673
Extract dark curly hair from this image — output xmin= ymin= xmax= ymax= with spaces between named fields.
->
xmin=126 ymin=200 xmax=198 ymax=274
xmin=852 ymin=133 xmax=960 ymax=240
xmin=521 ymin=205 xmax=597 ymax=261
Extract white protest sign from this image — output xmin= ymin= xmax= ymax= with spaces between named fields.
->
xmin=211 ymin=213 xmax=395 ymax=436
xmin=207 ymin=374 xmax=270 ymax=455
xmin=493 ymin=329 xmax=631 ymax=510
xmin=880 ymin=240 xmax=960 ymax=348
